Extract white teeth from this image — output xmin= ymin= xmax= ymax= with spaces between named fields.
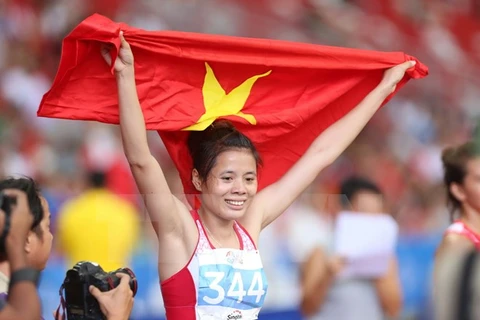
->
xmin=226 ymin=200 xmax=245 ymax=206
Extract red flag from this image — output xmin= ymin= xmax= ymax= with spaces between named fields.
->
xmin=37 ymin=14 xmax=428 ymax=203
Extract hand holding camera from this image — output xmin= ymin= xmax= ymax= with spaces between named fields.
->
xmin=59 ymin=261 xmax=137 ymax=320
xmin=89 ymin=273 xmax=134 ymax=320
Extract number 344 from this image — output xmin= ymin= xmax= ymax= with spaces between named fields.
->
xmin=203 ymin=271 xmax=266 ymax=305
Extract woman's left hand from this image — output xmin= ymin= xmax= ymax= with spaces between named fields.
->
xmin=378 ymin=60 xmax=416 ymax=94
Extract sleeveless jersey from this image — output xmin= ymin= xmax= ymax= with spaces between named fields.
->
xmin=160 ymin=211 xmax=268 ymax=320
xmin=445 ymin=220 xmax=480 ymax=250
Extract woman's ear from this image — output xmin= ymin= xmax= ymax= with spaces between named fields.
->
xmin=450 ymin=183 xmax=466 ymax=203
xmin=192 ymin=169 xmax=203 ymax=192
xmin=24 ymin=231 xmax=34 ymax=254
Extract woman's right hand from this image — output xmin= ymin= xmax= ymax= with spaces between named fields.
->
xmin=101 ymin=31 xmax=134 ymax=75
xmin=327 ymin=256 xmax=345 ymax=277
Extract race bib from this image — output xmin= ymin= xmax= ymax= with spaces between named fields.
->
xmin=198 ymin=257 xmax=267 ymax=309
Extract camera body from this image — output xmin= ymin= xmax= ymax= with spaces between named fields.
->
xmin=0 ymin=192 xmax=16 ymax=254
xmin=63 ymin=261 xmax=137 ymax=320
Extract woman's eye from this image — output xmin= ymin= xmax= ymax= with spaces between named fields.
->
xmin=222 ymin=177 xmax=233 ymax=181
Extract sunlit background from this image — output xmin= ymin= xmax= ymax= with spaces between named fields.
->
xmin=1 ymin=0 xmax=479 ymax=319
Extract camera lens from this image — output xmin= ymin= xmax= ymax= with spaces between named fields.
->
xmin=116 ymin=267 xmax=138 ymax=296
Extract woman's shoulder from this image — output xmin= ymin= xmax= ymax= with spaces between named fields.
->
xmin=437 ymin=232 xmax=475 ymax=258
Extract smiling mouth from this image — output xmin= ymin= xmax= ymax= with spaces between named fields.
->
xmin=225 ymin=200 xmax=246 ymax=206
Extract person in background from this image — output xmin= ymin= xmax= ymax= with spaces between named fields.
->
xmin=436 ymin=141 xmax=480 ymax=256
xmin=56 ymin=171 xmax=140 ymax=271
xmin=297 ymin=176 xmax=402 ymax=320
xmin=433 ymin=141 xmax=480 ymax=319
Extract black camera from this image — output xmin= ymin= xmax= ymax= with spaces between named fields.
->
xmin=62 ymin=261 xmax=137 ymax=320
xmin=0 ymin=192 xmax=17 ymax=254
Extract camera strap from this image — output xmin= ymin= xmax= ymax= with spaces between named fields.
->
xmin=55 ymin=283 xmax=67 ymax=320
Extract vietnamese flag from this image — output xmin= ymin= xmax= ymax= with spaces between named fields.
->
xmin=37 ymin=14 xmax=428 ymax=203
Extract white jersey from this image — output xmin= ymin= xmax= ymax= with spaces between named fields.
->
xmin=160 ymin=210 xmax=268 ymax=320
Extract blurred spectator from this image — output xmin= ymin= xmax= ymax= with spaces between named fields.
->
xmin=434 ymin=141 xmax=480 ymax=311
xmin=291 ymin=177 xmax=402 ymax=320
xmin=56 ymin=171 xmax=140 ymax=271
xmin=435 ymin=141 xmax=480 ymax=255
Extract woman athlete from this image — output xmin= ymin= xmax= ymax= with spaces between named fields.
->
xmin=102 ymin=31 xmax=415 ymax=320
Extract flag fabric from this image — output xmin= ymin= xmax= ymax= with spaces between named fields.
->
xmin=37 ymin=14 xmax=428 ymax=202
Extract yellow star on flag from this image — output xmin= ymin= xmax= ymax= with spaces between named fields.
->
xmin=183 ymin=62 xmax=272 ymax=131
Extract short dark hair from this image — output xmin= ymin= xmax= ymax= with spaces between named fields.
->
xmin=0 ymin=177 xmax=44 ymax=236
xmin=89 ymin=171 xmax=106 ymax=188
xmin=339 ymin=176 xmax=382 ymax=209
xmin=187 ymin=119 xmax=262 ymax=182
xmin=441 ymin=141 xmax=480 ymax=221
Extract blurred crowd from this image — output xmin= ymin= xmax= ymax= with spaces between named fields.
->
xmin=1 ymin=0 xmax=479 ymax=318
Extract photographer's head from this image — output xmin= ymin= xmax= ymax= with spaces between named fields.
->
xmin=0 ymin=177 xmax=52 ymax=270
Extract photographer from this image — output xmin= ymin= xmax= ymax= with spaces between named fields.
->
xmin=0 ymin=177 xmax=53 ymax=294
xmin=0 ymin=177 xmax=134 ymax=320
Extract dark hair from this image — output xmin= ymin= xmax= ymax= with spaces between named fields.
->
xmin=187 ymin=120 xmax=262 ymax=182
xmin=0 ymin=177 xmax=44 ymax=236
xmin=89 ymin=171 xmax=106 ymax=188
xmin=339 ymin=176 xmax=382 ymax=209
xmin=441 ymin=141 xmax=480 ymax=220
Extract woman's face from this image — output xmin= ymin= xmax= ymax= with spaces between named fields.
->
xmin=350 ymin=190 xmax=384 ymax=214
xmin=198 ymin=149 xmax=258 ymax=221
xmin=457 ymin=157 xmax=480 ymax=213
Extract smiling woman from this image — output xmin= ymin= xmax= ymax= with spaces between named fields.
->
xmin=188 ymin=120 xmax=262 ymax=223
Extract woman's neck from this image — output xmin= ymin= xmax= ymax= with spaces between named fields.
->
xmin=198 ymin=207 xmax=236 ymax=242
xmin=460 ymin=205 xmax=480 ymax=235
